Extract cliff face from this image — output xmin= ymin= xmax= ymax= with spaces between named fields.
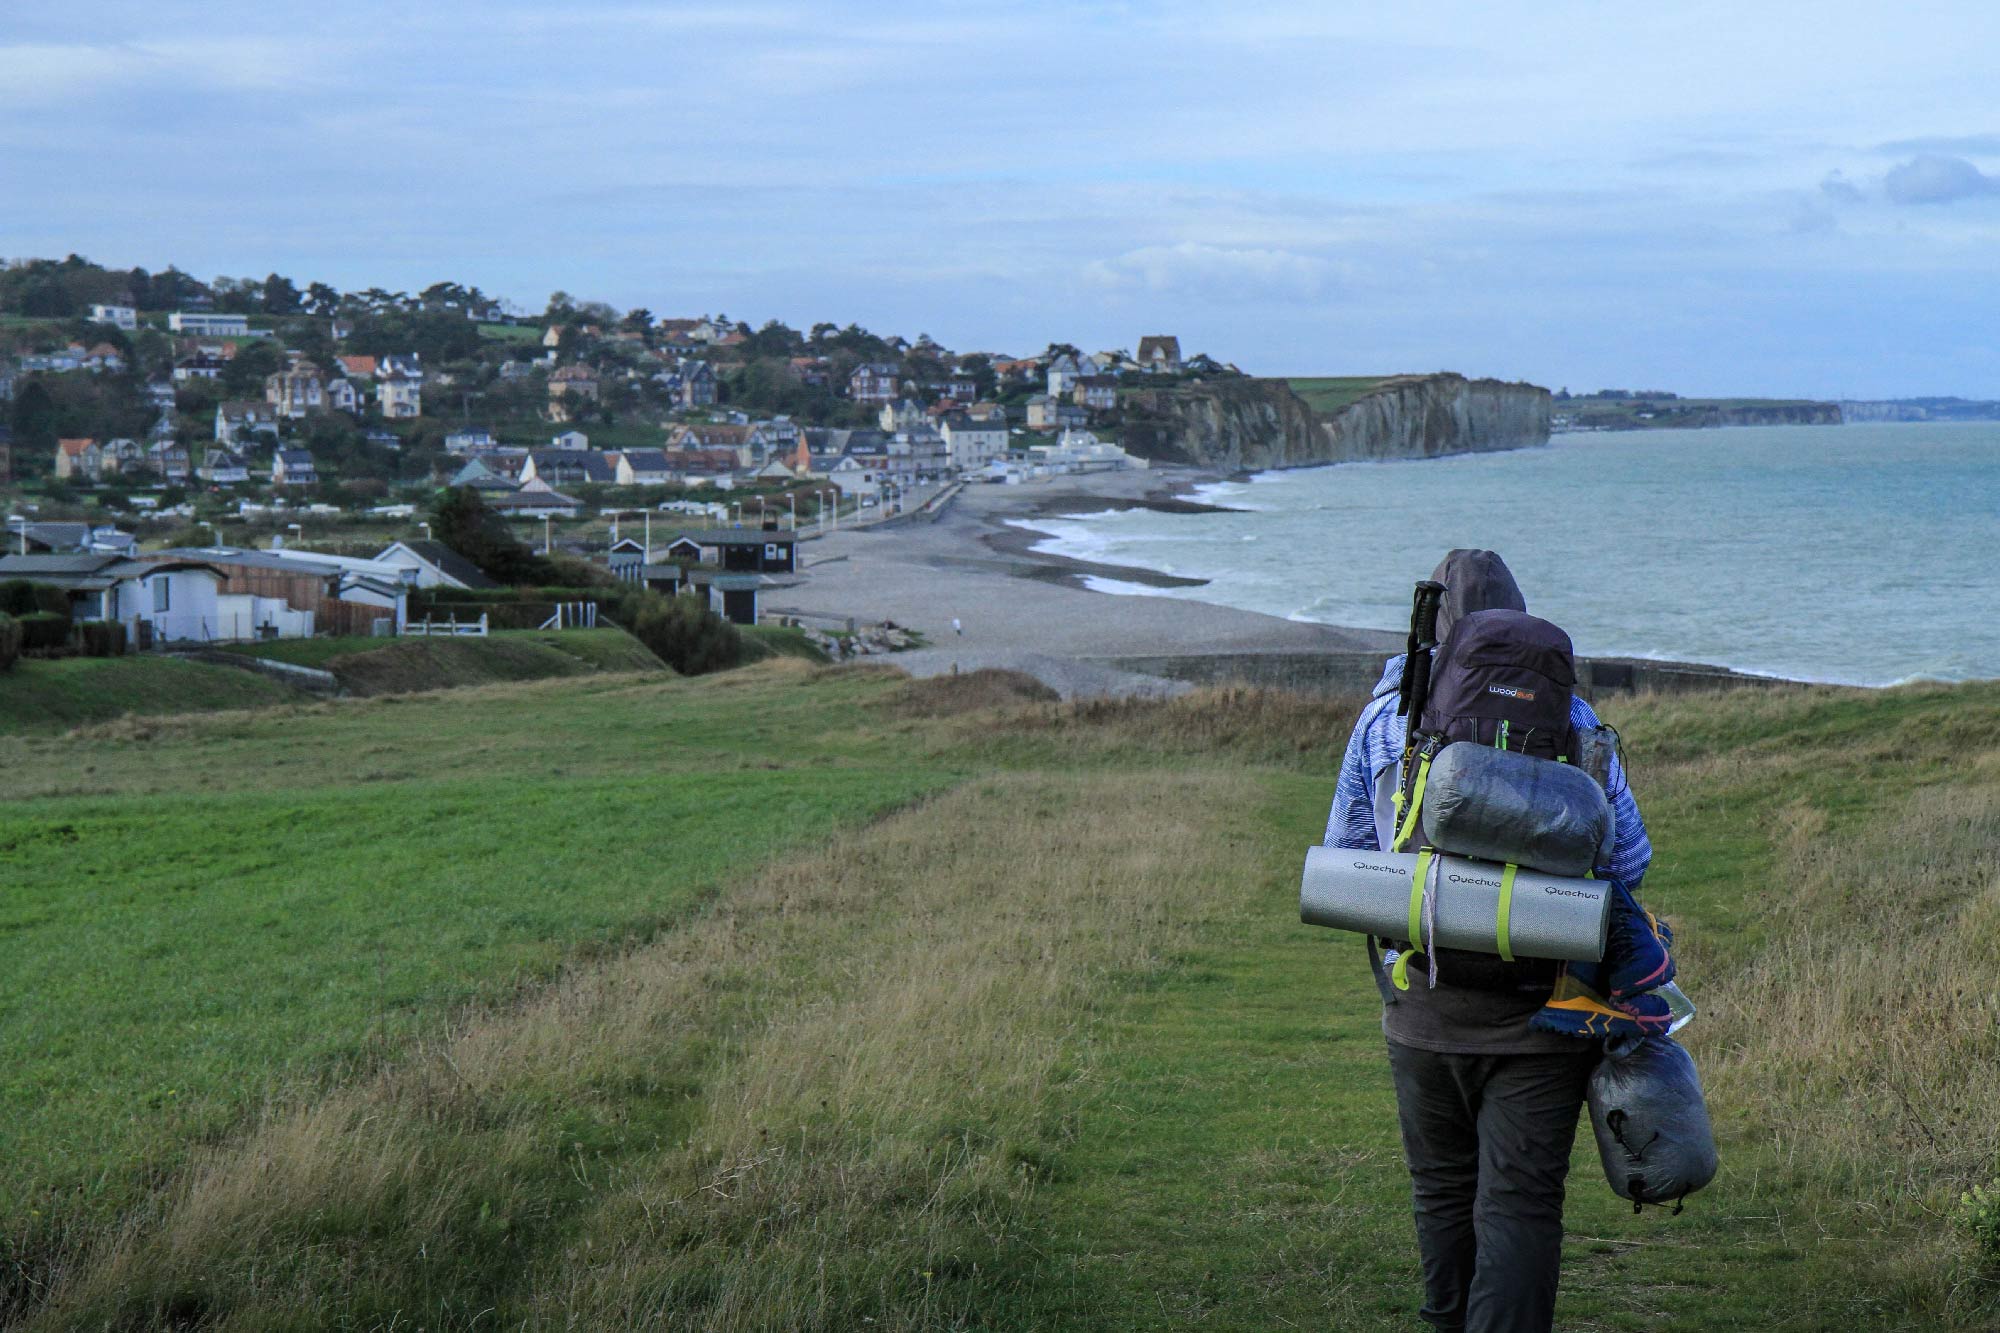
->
xmin=1120 ymin=373 xmax=1551 ymax=471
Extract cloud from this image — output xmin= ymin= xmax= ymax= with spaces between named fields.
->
xmin=1877 ymin=132 xmax=2000 ymax=156
xmin=1883 ymin=154 xmax=2000 ymax=204
xmin=1819 ymin=170 xmax=1864 ymax=203
xmin=1084 ymin=242 xmax=1337 ymax=298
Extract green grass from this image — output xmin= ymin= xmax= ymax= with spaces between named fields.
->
xmin=477 ymin=322 xmax=545 ymax=344
xmin=220 ymin=628 xmax=666 ymax=689
xmin=0 ymin=665 xmax=952 ymax=1297
xmin=4 ymin=673 xmax=1998 ymax=1328
xmin=739 ymin=624 xmax=832 ymax=664
xmin=1287 ymin=376 xmax=1391 ymax=415
xmin=216 ymin=634 xmax=396 ymax=667
xmin=0 ymin=656 xmax=300 ymax=735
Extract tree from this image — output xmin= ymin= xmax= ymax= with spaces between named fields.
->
xmin=9 ymin=381 xmax=58 ymax=452
xmin=628 ymin=592 xmax=743 ymax=675
xmin=429 ymin=486 xmax=551 ymax=584
xmin=305 ymin=282 xmax=341 ymax=316
xmin=260 ymin=273 xmax=301 ymax=315
xmin=620 ymin=307 xmax=654 ymax=335
xmin=220 ymin=340 xmax=284 ymax=396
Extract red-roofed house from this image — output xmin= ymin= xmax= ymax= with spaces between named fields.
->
xmin=55 ymin=438 xmax=104 ymax=482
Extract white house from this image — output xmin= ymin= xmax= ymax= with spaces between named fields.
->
xmin=940 ymin=414 xmax=1009 ymax=471
xmin=272 ymin=449 xmax=317 ymax=487
xmin=378 ymin=371 xmax=422 ymax=419
xmin=444 ymin=427 xmax=499 ymax=454
xmin=199 ymin=448 xmax=250 ymax=485
xmin=373 ymin=540 xmax=499 ymax=590
xmin=549 ymin=429 xmax=590 ymax=451
xmin=612 ymin=449 xmax=674 ymax=486
xmin=0 ymin=553 xmax=226 ymax=645
xmin=1046 ymin=354 xmax=1081 ymax=397
xmin=826 ymin=453 xmax=880 ymax=498
xmin=90 ymin=304 xmax=138 ymax=330
xmin=168 ymin=312 xmax=250 ymax=336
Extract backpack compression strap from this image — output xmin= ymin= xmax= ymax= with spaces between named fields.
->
xmin=1391 ymin=752 xmax=1434 ymax=853
xmin=1390 ymin=848 xmax=1436 ymax=993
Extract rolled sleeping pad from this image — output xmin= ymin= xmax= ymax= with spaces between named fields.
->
xmin=1300 ymin=846 xmax=1609 ymax=962
xmin=1419 ymin=741 xmax=1615 ymax=878
xmin=1587 ymin=1032 xmax=1718 ymax=1210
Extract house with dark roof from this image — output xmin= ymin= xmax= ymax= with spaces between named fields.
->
xmin=1136 ymin=335 xmax=1182 ymax=371
xmin=374 ymin=540 xmax=500 ymax=590
xmin=847 ymin=362 xmax=901 ymax=404
xmin=485 ymin=485 xmax=583 ymax=518
xmin=0 ymin=552 xmax=225 ymax=645
xmin=5 ymin=519 xmax=136 ymax=557
xmin=671 ymin=526 xmax=797 ymax=574
xmin=521 ymin=450 xmax=615 ymax=487
xmin=272 ymin=449 xmax=317 ymax=486
xmin=216 ymin=400 xmax=278 ymax=445
xmin=199 ymin=447 xmax=250 ymax=485
xmin=611 ymin=449 xmax=674 ymax=485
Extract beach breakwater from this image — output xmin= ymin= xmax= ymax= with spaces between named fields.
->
xmin=1119 ymin=372 xmax=1551 ymax=471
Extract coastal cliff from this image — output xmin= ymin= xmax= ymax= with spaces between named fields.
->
xmin=1119 ymin=373 xmax=1551 ymax=471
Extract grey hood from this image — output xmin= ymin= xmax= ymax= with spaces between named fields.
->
xmin=1430 ymin=548 xmax=1526 ymax=645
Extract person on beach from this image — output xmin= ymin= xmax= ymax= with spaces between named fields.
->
xmin=1323 ymin=549 xmax=1653 ymax=1333
xmin=952 ymin=617 xmax=963 ymax=636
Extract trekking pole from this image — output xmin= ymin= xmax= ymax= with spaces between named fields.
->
xmin=1396 ymin=580 xmax=1446 ymax=720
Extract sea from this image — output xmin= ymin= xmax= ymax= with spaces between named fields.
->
xmin=1010 ymin=422 xmax=2000 ymax=686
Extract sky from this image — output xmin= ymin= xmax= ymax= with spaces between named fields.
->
xmin=4 ymin=2 xmax=1999 ymax=399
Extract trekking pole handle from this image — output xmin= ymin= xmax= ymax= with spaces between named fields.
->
xmin=1411 ymin=580 xmax=1445 ymax=647
xmin=1397 ymin=580 xmax=1448 ymax=718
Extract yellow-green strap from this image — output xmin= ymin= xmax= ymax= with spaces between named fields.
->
xmin=1392 ymin=950 xmax=1412 ymax=992
xmin=1408 ymin=849 xmax=1432 ymax=949
xmin=1393 ymin=756 xmax=1433 ymax=853
xmin=1496 ymin=863 xmax=1518 ymax=962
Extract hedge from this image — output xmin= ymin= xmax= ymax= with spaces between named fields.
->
xmin=17 ymin=612 xmax=71 ymax=652
xmin=78 ymin=620 xmax=127 ymax=657
xmin=0 ymin=614 xmax=19 ymax=672
xmin=0 ymin=580 xmax=68 ymax=618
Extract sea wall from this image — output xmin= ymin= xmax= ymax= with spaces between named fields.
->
xmin=1119 ymin=373 xmax=1551 ymax=471
xmin=1092 ymin=651 xmax=1800 ymax=698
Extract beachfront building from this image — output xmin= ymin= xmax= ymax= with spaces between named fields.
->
xmin=940 ymin=413 xmax=1009 ymax=471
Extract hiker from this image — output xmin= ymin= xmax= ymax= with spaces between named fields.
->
xmin=952 ymin=617 xmax=963 ymax=636
xmin=1324 ymin=549 xmax=1653 ymax=1333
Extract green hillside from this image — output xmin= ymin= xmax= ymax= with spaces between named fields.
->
xmin=1 ymin=667 xmax=1995 ymax=1329
xmin=1286 ymin=376 xmax=1390 ymax=414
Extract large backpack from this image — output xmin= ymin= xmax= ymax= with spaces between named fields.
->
xmin=1392 ymin=608 xmax=1581 ymax=992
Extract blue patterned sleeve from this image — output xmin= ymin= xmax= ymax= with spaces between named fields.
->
xmin=1326 ymin=697 xmax=1397 ymax=850
xmin=1572 ymin=697 xmax=1652 ymax=888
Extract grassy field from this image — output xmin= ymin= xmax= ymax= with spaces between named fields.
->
xmin=1287 ymin=376 xmax=1391 ymax=415
xmin=2 ymin=668 xmax=1996 ymax=1328
xmin=219 ymin=627 xmax=665 ymax=686
xmin=0 ymin=656 xmax=301 ymax=735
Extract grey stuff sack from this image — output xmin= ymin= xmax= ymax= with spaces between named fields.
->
xmin=1418 ymin=741 xmax=1615 ymax=877
xmin=1587 ymin=1033 xmax=1718 ymax=1212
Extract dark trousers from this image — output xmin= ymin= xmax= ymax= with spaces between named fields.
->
xmin=1386 ymin=1042 xmax=1595 ymax=1333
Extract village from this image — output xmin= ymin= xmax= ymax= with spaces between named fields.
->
xmin=0 ymin=257 xmax=1224 ymax=654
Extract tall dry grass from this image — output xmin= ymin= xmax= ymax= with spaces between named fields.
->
xmin=1695 ymin=780 xmax=2000 ymax=1309
xmin=33 ymin=768 xmax=1257 ymax=1329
